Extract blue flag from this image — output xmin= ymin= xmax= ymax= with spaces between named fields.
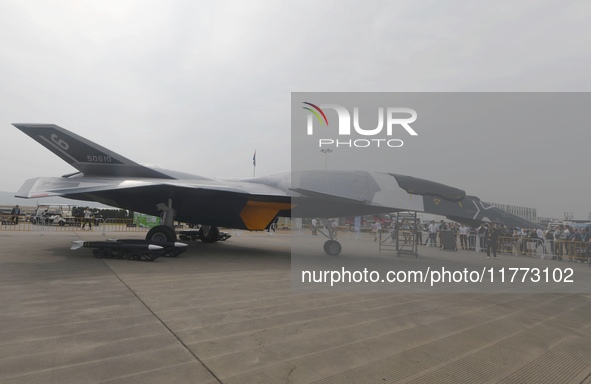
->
xmin=253 ymin=150 xmax=256 ymax=166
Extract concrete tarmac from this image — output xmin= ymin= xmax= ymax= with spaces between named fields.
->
xmin=1 ymin=229 xmax=591 ymax=383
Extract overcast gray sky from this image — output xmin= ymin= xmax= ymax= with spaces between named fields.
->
xmin=1 ymin=0 xmax=589 ymax=219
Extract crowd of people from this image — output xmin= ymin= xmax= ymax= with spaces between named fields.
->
xmin=544 ymin=224 xmax=591 ymax=261
xmin=388 ymin=219 xmax=591 ymax=262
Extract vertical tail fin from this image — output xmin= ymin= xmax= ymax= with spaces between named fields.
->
xmin=13 ymin=124 xmax=173 ymax=179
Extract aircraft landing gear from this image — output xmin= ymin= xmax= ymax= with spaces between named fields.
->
xmin=318 ymin=219 xmax=342 ymax=256
xmin=179 ymin=226 xmax=231 ymax=242
xmin=147 ymin=198 xmax=178 ymax=242
xmin=146 ymin=225 xmax=177 ymax=242
xmin=198 ymin=225 xmax=219 ymax=243
xmin=147 ymin=199 xmax=230 ymax=245
xmin=323 ymin=239 xmax=342 ymax=256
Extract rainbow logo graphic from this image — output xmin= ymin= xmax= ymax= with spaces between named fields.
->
xmin=302 ymin=102 xmax=329 ymax=126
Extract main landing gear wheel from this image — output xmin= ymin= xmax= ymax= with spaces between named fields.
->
xmin=146 ymin=225 xmax=177 ymax=243
xmin=323 ymin=240 xmax=342 ymax=256
xmin=199 ymin=226 xmax=220 ymax=243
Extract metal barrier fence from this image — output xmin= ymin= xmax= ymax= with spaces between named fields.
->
xmin=419 ymin=232 xmax=552 ymax=259
xmin=0 ymin=215 xmax=30 ymax=231
xmin=497 ymin=236 xmax=546 ymax=258
xmin=426 ymin=233 xmax=590 ymax=263
xmin=548 ymin=240 xmax=591 ymax=262
xmin=469 ymin=235 xmax=546 ymax=258
xmin=0 ymin=218 xmax=151 ymax=233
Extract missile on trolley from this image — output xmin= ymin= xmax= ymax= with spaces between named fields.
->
xmin=71 ymin=240 xmax=164 ymax=251
xmin=105 ymin=239 xmax=188 ymax=248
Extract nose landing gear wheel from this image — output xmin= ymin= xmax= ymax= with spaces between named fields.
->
xmin=323 ymin=240 xmax=342 ymax=256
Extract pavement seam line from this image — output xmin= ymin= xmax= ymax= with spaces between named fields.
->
xmin=218 ymin=294 xmax=565 ymax=380
xmin=100 ymin=258 xmax=225 ymax=384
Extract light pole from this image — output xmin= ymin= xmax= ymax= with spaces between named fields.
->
xmin=320 ymin=149 xmax=333 ymax=170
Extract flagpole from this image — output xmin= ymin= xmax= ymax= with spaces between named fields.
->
xmin=252 ymin=150 xmax=256 ymax=177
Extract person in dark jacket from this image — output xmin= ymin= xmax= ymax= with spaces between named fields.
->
xmin=486 ymin=223 xmax=499 ymax=259
xmin=10 ymin=205 xmax=21 ymax=224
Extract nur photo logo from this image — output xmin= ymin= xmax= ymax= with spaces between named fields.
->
xmin=302 ymin=102 xmax=418 ymax=148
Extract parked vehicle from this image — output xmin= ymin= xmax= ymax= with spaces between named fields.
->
xmin=30 ymin=204 xmax=80 ymax=226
